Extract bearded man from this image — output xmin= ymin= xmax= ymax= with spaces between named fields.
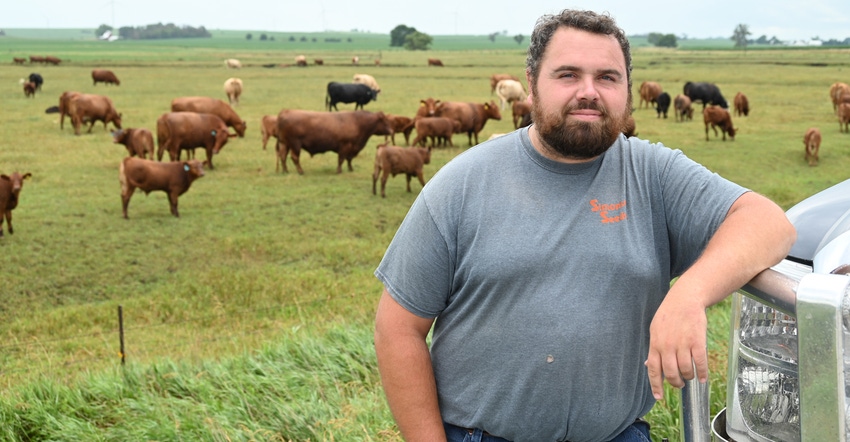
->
xmin=373 ymin=9 xmax=795 ymax=442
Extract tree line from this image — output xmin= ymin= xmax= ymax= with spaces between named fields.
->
xmin=96 ymin=23 xmax=210 ymax=40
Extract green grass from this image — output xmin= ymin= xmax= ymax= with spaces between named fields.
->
xmin=0 ymin=33 xmax=849 ymax=440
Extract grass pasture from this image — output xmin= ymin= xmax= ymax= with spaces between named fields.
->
xmin=0 ymin=34 xmax=849 ymax=440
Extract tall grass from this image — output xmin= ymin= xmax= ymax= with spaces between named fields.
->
xmin=0 ymin=34 xmax=849 ymax=440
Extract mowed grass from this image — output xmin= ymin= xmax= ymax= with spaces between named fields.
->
xmin=0 ymin=35 xmax=849 ymax=440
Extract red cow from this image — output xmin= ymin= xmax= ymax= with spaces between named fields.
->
xmin=13 ymin=57 xmax=26 ymax=65
xmin=674 ymin=94 xmax=693 ymax=122
xmin=275 ymin=110 xmax=393 ymax=174
xmin=411 ymin=117 xmax=460 ymax=147
xmin=0 ymin=171 xmax=32 ymax=237
xmin=839 ymin=102 xmax=850 ymax=133
xmin=733 ymin=92 xmax=749 ymax=117
xmin=119 ymin=157 xmax=205 ymax=218
xmin=490 ymin=73 xmax=520 ymax=94
xmin=512 ymin=100 xmax=531 ymax=129
xmin=416 ymin=98 xmax=441 ymax=120
xmin=44 ymin=56 xmax=61 ymax=65
xmin=171 ymin=96 xmax=247 ymax=138
xmin=434 ymin=100 xmax=502 ymax=146
xmin=427 ymin=58 xmax=444 ymax=67
xmin=803 ymin=127 xmax=821 ymax=166
xmin=113 ymin=128 xmax=155 ymax=160
xmin=260 ymin=114 xmax=279 ymax=150
xmin=385 ymin=114 xmax=415 ymax=146
xmin=68 ymin=93 xmax=123 ymax=135
xmin=638 ymin=81 xmax=662 ymax=109
xmin=58 ymin=91 xmax=82 ymax=130
xmin=372 ymin=143 xmax=431 ymax=198
xmin=92 ymin=69 xmax=120 ymax=86
xmin=23 ymin=82 xmax=36 ymax=97
xmin=830 ymin=82 xmax=850 ymax=114
xmin=703 ymin=105 xmax=737 ymax=141
xmin=156 ymin=112 xmax=233 ymax=170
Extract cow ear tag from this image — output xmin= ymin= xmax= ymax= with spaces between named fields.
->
xmin=184 ymin=164 xmax=190 ymax=171
xmin=211 ymin=130 xmax=217 ymax=136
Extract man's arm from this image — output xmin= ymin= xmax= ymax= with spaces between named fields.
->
xmin=374 ymin=288 xmax=445 ymax=441
xmin=645 ymin=191 xmax=796 ymax=400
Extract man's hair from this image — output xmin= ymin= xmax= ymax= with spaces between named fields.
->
xmin=526 ymin=9 xmax=632 ymax=100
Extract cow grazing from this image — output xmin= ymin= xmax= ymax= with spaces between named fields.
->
xmin=830 ymin=82 xmax=850 ymax=114
xmin=0 ymin=171 xmax=32 ymax=237
xmin=352 ymin=73 xmax=381 ymax=93
xmin=13 ymin=57 xmax=26 ymax=65
xmin=223 ymin=77 xmax=243 ymax=106
xmin=673 ymin=94 xmax=693 ymax=122
xmin=734 ymin=92 xmax=749 ymax=117
xmin=157 ymin=112 xmax=233 ymax=169
xmin=434 ymin=100 xmax=502 ymax=146
xmin=325 ymin=82 xmax=377 ymax=111
xmin=58 ymin=91 xmax=82 ymax=130
xmin=512 ymin=101 xmax=531 ymax=129
xmin=260 ymin=114 xmax=279 ymax=150
xmin=639 ymin=81 xmax=662 ymax=109
xmin=385 ymin=114 xmax=415 ymax=146
xmin=92 ymin=69 xmax=120 ymax=86
xmin=655 ymin=92 xmax=671 ymax=119
xmin=225 ymin=58 xmax=242 ymax=69
xmin=372 ymin=143 xmax=431 ymax=198
xmin=23 ymin=82 xmax=36 ymax=98
xmin=29 ymin=56 xmax=45 ymax=64
xmin=490 ymin=73 xmax=520 ymax=94
xmin=495 ymin=79 xmax=528 ymax=110
xmin=623 ymin=115 xmax=637 ymax=138
xmin=113 ymin=128 xmax=155 ymax=160
xmin=171 ymin=96 xmax=247 ymax=138
xmin=427 ymin=58 xmax=444 ymax=67
xmin=275 ymin=110 xmax=392 ymax=174
xmin=703 ymin=105 xmax=736 ymax=141
xmin=839 ymin=103 xmax=850 ymax=133
xmin=803 ymin=127 xmax=821 ymax=166
xmin=295 ymin=55 xmax=307 ymax=67
xmin=684 ymin=81 xmax=728 ymax=109
xmin=411 ymin=117 xmax=460 ymax=148
xmin=68 ymin=93 xmax=123 ymax=135
xmin=352 ymin=56 xmax=360 ymax=65
xmin=119 ymin=157 xmax=204 ymax=218
xmin=28 ymin=73 xmax=43 ymax=91
xmin=314 ymin=58 xmax=324 ymax=66
xmin=44 ymin=56 xmax=61 ymax=65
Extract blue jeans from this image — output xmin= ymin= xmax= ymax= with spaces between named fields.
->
xmin=444 ymin=420 xmax=651 ymax=442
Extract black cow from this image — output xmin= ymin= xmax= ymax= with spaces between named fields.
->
xmin=325 ymin=82 xmax=377 ymax=111
xmin=683 ymin=81 xmax=728 ymax=109
xmin=655 ymin=92 xmax=671 ymax=119
xmin=28 ymin=73 xmax=43 ymax=91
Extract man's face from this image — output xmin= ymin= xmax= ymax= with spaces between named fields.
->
xmin=528 ymin=27 xmax=630 ymax=161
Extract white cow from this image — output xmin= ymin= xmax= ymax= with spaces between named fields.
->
xmin=224 ymin=77 xmax=243 ymax=105
xmin=353 ymin=74 xmax=381 ymax=93
xmin=495 ymin=79 xmax=527 ymax=110
xmin=225 ymin=58 xmax=242 ymax=69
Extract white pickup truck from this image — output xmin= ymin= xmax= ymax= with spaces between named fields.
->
xmin=680 ymin=178 xmax=850 ymax=441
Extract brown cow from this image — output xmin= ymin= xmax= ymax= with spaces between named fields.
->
xmin=638 ymin=81 xmax=662 ymax=109
xmin=119 ymin=157 xmax=205 ymax=218
xmin=0 ymin=171 xmax=32 ymax=237
xmin=275 ymin=110 xmax=393 ymax=174
xmin=839 ymin=102 xmax=850 ymax=133
xmin=223 ymin=78 xmax=243 ymax=106
xmin=23 ymin=82 xmax=36 ymax=98
xmin=673 ymin=94 xmax=693 ymax=122
xmin=260 ymin=114 xmax=279 ymax=150
xmin=372 ymin=143 xmax=431 ymax=198
xmin=623 ymin=115 xmax=637 ymax=138
xmin=434 ymin=100 xmax=502 ymax=146
xmin=512 ymin=101 xmax=531 ymax=129
xmin=416 ymin=98 xmax=441 ymax=119
xmin=92 ymin=69 xmax=120 ymax=86
xmin=384 ymin=114 xmax=415 ymax=146
xmin=13 ymin=57 xmax=26 ymax=65
xmin=427 ymin=58 xmax=444 ymax=67
xmin=44 ymin=56 xmax=61 ymax=65
xmin=703 ymin=105 xmax=736 ymax=141
xmin=733 ymin=92 xmax=749 ymax=117
xmin=171 ymin=96 xmax=247 ymax=138
xmin=58 ymin=91 xmax=82 ymax=130
xmin=113 ymin=128 xmax=155 ymax=160
xmin=803 ymin=127 xmax=821 ymax=166
xmin=411 ymin=117 xmax=460 ymax=147
xmin=314 ymin=58 xmax=324 ymax=65
xmin=156 ymin=112 xmax=233 ymax=170
xmin=295 ymin=55 xmax=308 ymax=67
xmin=490 ymin=73 xmax=521 ymax=94
xmin=29 ymin=56 xmax=45 ymax=64
xmin=68 ymin=93 xmax=123 ymax=135
xmin=830 ymin=82 xmax=850 ymax=114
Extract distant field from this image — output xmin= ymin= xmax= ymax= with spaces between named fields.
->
xmin=1 ymin=35 xmax=849 ymax=440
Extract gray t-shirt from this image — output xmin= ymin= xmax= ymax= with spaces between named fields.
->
xmin=375 ymin=127 xmax=746 ymax=442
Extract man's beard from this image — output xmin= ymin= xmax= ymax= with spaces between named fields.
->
xmin=531 ymin=99 xmax=628 ymax=160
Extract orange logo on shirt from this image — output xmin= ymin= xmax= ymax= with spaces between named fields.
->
xmin=590 ymin=199 xmax=627 ymax=224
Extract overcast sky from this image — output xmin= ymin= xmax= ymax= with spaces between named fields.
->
xmin=3 ymin=0 xmax=849 ymax=41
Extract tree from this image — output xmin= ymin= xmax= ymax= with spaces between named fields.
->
xmin=731 ymin=24 xmax=751 ymax=48
xmin=647 ymin=32 xmax=663 ymax=45
xmin=514 ymin=34 xmax=525 ymax=45
xmin=259 ymin=33 xmax=268 ymax=41
xmin=95 ymin=24 xmax=113 ymax=37
xmin=390 ymin=24 xmax=417 ymax=47
xmin=403 ymin=31 xmax=433 ymax=51
xmin=488 ymin=32 xmax=498 ymax=43
xmin=656 ymin=34 xmax=677 ymax=48
xmin=246 ymin=33 xmax=252 ymax=40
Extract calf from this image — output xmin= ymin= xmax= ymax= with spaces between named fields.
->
xmin=385 ymin=114 xmax=415 ymax=146
xmin=372 ymin=143 xmax=431 ymax=198
xmin=512 ymin=101 xmax=531 ymax=129
xmin=113 ymin=128 xmax=155 ymax=160
xmin=223 ymin=78 xmax=243 ymax=106
xmin=0 ymin=171 xmax=32 ymax=237
xmin=674 ymin=94 xmax=693 ymax=122
xmin=92 ymin=69 xmax=120 ymax=86
xmin=411 ymin=117 xmax=459 ymax=147
xmin=435 ymin=100 xmax=502 ymax=146
xmin=260 ymin=114 xmax=279 ymax=150
xmin=23 ymin=81 xmax=36 ymax=97
xmin=839 ymin=103 xmax=850 ymax=133
xmin=119 ymin=157 xmax=204 ymax=218
xmin=703 ymin=105 xmax=736 ymax=141
xmin=58 ymin=91 xmax=82 ymax=130
xmin=803 ymin=127 xmax=821 ymax=166
xmin=655 ymin=92 xmax=671 ymax=119
xmin=734 ymin=92 xmax=749 ymax=117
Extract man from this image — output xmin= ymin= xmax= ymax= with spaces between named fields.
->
xmin=373 ymin=9 xmax=795 ymax=442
